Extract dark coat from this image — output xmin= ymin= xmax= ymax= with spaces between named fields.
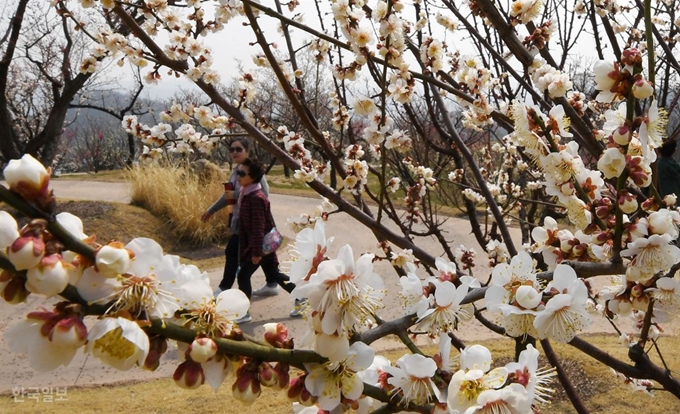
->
xmin=238 ymin=189 xmax=276 ymax=262
xmin=658 ymin=156 xmax=680 ymax=199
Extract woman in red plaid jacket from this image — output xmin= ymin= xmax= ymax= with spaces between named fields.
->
xmin=234 ymin=158 xmax=296 ymax=321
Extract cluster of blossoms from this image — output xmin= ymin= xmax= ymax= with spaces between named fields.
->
xmin=275 ymin=126 xmax=329 ymax=183
xmin=74 ymin=0 xmax=228 ymax=84
xmin=30 ymin=0 xmax=680 ymax=410
xmin=399 ymin=257 xmax=477 ymax=336
xmin=281 ymin=221 xmax=558 ymax=412
xmin=485 ymin=252 xmax=592 ymax=343
xmin=512 ymin=49 xmax=680 ymax=352
xmin=0 ymin=154 xmax=299 ymax=399
xmin=288 ymin=221 xmax=387 ymax=361
xmin=122 ymin=108 xmax=226 ymax=158
xmin=285 ymin=197 xmax=337 ymax=233
xmin=342 ymin=143 xmax=370 ymax=195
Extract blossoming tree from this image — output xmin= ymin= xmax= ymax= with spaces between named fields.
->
xmin=2 ymin=0 xmax=680 ymax=412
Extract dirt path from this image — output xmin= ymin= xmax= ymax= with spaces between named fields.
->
xmin=0 ymin=180 xmax=635 ymax=393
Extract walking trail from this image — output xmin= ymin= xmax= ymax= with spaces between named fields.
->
xmin=0 ymin=180 xmax=637 ymax=393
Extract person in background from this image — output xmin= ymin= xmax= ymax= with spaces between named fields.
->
xmin=658 ymin=139 xmax=680 ymax=200
xmin=201 ymin=138 xmax=279 ymax=297
xmin=234 ymin=158 xmax=299 ymax=323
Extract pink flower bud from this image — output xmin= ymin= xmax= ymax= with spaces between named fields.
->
xmin=630 ymin=284 xmax=644 ymax=298
xmin=640 ymin=198 xmax=658 ymax=212
xmin=189 ymin=337 xmax=217 ymax=363
xmin=8 ymin=236 xmax=45 ymax=270
xmin=663 ymin=194 xmax=677 ymax=207
xmin=632 ymin=79 xmax=654 ymax=100
xmin=572 ymin=243 xmax=587 ymax=257
xmin=263 ymin=323 xmax=291 ymax=348
xmin=26 ymin=254 xmax=71 ymax=297
xmin=287 ymin=375 xmax=314 ymax=405
xmin=144 ymin=334 xmax=168 ymax=371
xmin=258 ymin=361 xmax=279 ymax=387
xmin=173 ymin=359 xmax=205 ymax=389
xmin=632 ymin=294 xmax=649 ymax=311
xmin=618 ymin=194 xmax=638 ymax=215
xmin=3 ymin=154 xmax=50 ymax=200
xmin=596 ymin=204 xmax=612 ymax=219
xmin=95 ymin=242 xmax=132 ymax=277
xmin=621 ymin=48 xmax=642 ymax=66
xmin=49 ymin=315 xmax=88 ymax=348
xmin=232 ymin=372 xmax=261 ymax=405
xmin=21 ymin=303 xmax=86 ymax=351
xmin=560 ymin=239 xmax=573 ymax=253
xmin=272 ymin=362 xmax=290 ymax=391
xmin=1 ymin=273 xmax=30 ymax=303
xmin=612 ymin=125 xmax=631 ymax=146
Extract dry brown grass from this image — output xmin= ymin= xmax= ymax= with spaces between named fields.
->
xmin=126 ymin=161 xmax=232 ymax=246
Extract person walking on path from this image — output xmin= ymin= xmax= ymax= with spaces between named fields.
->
xmin=234 ymin=158 xmax=298 ymax=323
xmin=201 ymin=138 xmax=279 ymax=297
xmin=658 ymin=139 xmax=680 ymax=200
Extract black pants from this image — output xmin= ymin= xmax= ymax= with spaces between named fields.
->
xmin=219 ymin=235 xmax=277 ymax=290
xmin=236 ymin=254 xmax=295 ymax=299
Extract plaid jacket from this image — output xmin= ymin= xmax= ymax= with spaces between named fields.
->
xmin=238 ymin=189 xmax=276 ymax=261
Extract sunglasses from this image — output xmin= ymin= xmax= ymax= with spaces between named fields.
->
xmin=236 ymin=170 xmax=248 ymax=177
xmin=229 ymin=146 xmax=245 ymax=153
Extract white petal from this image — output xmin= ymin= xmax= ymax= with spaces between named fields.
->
xmin=0 ymin=210 xmax=19 ymax=249
xmin=126 ymin=237 xmax=164 ymax=276
xmin=215 ymin=289 xmax=250 ymax=319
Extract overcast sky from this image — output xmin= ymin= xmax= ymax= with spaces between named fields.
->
xmin=118 ymin=1 xmax=331 ymax=100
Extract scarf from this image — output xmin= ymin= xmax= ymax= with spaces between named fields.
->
xmin=237 ymin=183 xmax=262 ymax=211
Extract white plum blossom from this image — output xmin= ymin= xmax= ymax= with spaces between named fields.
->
xmin=447 ymin=345 xmax=510 ymax=413
xmin=76 ymin=238 xmax=213 ymax=318
xmin=94 ymin=242 xmax=133 ymax=277
xmin=390 ymin=249 xmax=416 ymax=269
xmin=647 ymin=209 xmax=680 ymax=239
xmin=86 ymin=317 xmax=150 ymax=371
xmin=597 ymin=148 xmax=626 ymax=179
xmin=638 ymin=100 xmax=668 ymax=157
xmin=593 ymin=60 xmax=617 ymax=102
xmin=292 ymin=245 xmax=385 ymax=338
xmin=398 ymin=271 xmax=429 ymax=315
xmin=505 ymin=344 xmax=556 ymax=407
xmin=288 ymin=220 xmax=333 ymax=284
xmin=414 ymin=279 xmax=472 ymax=335
xmin=533 ymin=264 xmax=591 ymax=342
xmin=4 ymin=306 xmax=87 ymax=372
xmin=182 ymin=289 xmax=251 ymax=339
xmin=646 ymin=277 xmax=680 ymax=321
xmin=384 ymin=353 xmax=440 ymax=405
xmin=622 ymin=234 xmax=680 ymax=282
xmin=304 ymin=342 xmax=374 ymax=410
xmin=485 ymin=251 xmax=537 ymax=311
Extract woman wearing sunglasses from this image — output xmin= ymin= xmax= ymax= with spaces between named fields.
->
xmin=233 ymin=158 xmax=297 ymax=323
xmin=201 ymin=138 xmax=281 ymax=299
